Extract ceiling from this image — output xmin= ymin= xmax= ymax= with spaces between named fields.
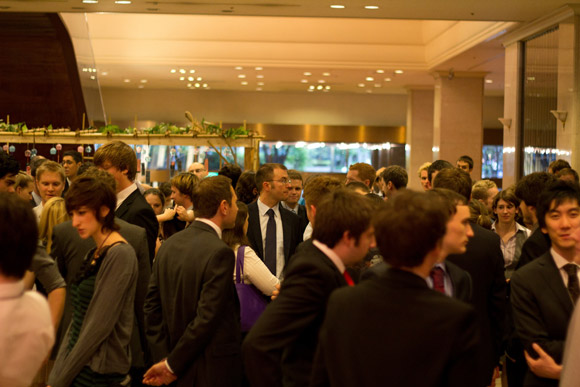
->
xmin=2 ymin=0 xmax=575 ymax=96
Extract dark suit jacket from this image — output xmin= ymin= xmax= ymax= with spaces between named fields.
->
xmin=511 ymin=251 xmax=574 ymax=387
xmin=116 ymin=188 xmax=159 ymax=264
xmin=297 ymin=204 xmax=309 ymax=235
xmin=311 ymin=268 xmax=481 ymax=387
xmin=144 ymin=221 xmax=241 ymax=387
xmin=51 ymin=218 xmax=151 ymax=366
xmin=516 ymin=227 xmax=551 ymax=270
xmin=446 ymin=223 xmax=507 ymax=386
xmin=246 ymin=201 xmax=302 ymax=269
xmin=243 ymin=240 xmax=347 ymax=387
xmin=361 ymin=260 xmax=472 ymax=303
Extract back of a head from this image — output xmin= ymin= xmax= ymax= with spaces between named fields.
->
xmin=471 ymin=180 xmax=497 ymax=201
xmin=255 ymin=163 xmax=286 ymax=193
xmin=374 ymin=190 xmax=448 ymax=268
xmin=349 ymin=163 xmax=376 ymax=186
xmin=29 ymin=156 xmax=47 ymax=178
xmin=515 ymin=172 xmax=557 ymax=207
xmin=222 ymin=201 xmax=250 ymax=248
xmin=79 ymin=167 xmax=117 ymax=192
xmin=536 ymin=180 xmax=580 ymax=230
xmin=346 ymin=181 xmax=370 ymax=194
xmin=427 ymin=159 xmax=454 ymax=183
xmin=235 ymin=171 xmax=258 ymax=204
xmin=0 ymin=151 xmax=19 ymax=179
xmin=15 ymin=171 xmax=33 ymax=189
xmin=93 ymin=140 xmax=138 ymax=182
xmin=0 ymin=192 xmax=38 ymax=278
xmin=381 ymin=165 xmax=408 ymax=189
xmin=303 ymin=175 xmax=343 ymax=209
xmin=548 ymin=159 xmax=571 ymax=174
xmin=468 ymin=199 xmax=492 ymax=230
xmin=432 ymin=167 xmax=472 ymax=200
xmin=555 ymin=168 xmax=580 ymax=184
xmin=218 ymin=163 xmax=243 ymax=188
xmin=39 ymin=197 xmax=70 ymax=252
xmin=192 ymin=175 xmax=233 ymax=219
xmin=312 ymin=189 xmax=374 ymax=248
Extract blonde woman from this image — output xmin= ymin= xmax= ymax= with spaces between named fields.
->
xmin=417 ymin=162 xmax=432 ymax=191
xmin=39 ymin=197 xmax=70 ymax=255
xmin=14 ymin=171 xmax=35 ymax=202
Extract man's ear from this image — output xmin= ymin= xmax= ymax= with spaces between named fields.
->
xmin=529 ymin=205 xmax=537 ymax=216
xmin=387 ymin=181 xmax=394 ymax=191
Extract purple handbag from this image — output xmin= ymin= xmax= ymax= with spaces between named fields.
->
xmin=235 ymin=245 xmax=268 ymax=332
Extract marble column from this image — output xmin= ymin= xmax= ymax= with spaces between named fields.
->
xmin=406 ymin=88 xmax=434 ymax=190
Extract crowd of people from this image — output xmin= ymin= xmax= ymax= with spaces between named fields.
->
xmin=0 ymin=142 xmax=579 ymax=387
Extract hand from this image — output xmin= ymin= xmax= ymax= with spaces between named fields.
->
xmin=524 ymin=343 xmax=562 ymax=380
xmin=271 ymin=283 xmax=281 ymax=301
xmin=176 ymin=206 xmax=195 ymax=222
xmin=158 ymin=208 xmax=176 ymax=222
xmin=143 ymin=360 xmax=178 ymax=386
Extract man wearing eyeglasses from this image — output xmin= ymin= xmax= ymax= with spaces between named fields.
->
xmin=247 ymin=163 xmax=302 ymax=279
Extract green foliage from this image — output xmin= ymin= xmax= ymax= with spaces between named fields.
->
xmin=0 ymin=120 xmax=27 ymax=133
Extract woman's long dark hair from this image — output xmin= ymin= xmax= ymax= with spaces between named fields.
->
xmin=222 ymin=201 xmax=250 ymax=249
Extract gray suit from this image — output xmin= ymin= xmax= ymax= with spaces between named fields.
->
xmin=51 ymin=218 xmax=151 ymax=367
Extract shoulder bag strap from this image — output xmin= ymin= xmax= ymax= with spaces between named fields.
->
xmin=235 ymin=245 xmax=246 ymax=284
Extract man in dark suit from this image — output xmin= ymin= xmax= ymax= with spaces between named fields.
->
xmin=61 ymin=149 xmax=82 ymax=196
xmin=311 ymin=190 xmax=480 ymax=387
xmin=143 ymin=176 xmax=241 ymax=387
xmin=433 ymin=167 xmax=507 ymax=386
xmin=247 ymin=163 xmax=302 ymax=278
xmin=281 ymin=169 xmax=309 ymax=235
xmin=51 ymin=168 xmax=151 ymax=381
xmin=94 ymin=140 xmax=158 ymax=263
xmin=243 ymin=189 xmax=375 ymax=387
xmin=511 ymin=181 xmax=580 ymax=387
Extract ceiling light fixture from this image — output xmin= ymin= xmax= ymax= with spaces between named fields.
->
xmin=90 ymin=76 xmax=95 ymax=80
xmin=101 ymin=71 xmax=108 ymax=76
xmin=365 ymin=5 xmax=379 ymax=9
xmin=304 ymin=72 xmax=312 ymax=76
xmin=114 ymin=1 xmax=131 ymax=4
xmin=257 ymin=75 xmax=264 ymax=79
xmin=376 ymin=69 xmax=384 ymax=74
xmin=187 ymin=83 xmax=192 ymax=87
xmin=485 ymin=79 xmax=493 ymax=84
xmin=318 ymin=80 xmax=325 ymax=83
xmin=189 ymin=70 xmax=195 ymax=74
xmin=358 ymin=83 xmax=365 ymax=88
xmin=179 ymin=77 xmax=185 ymax=81
xmin=258 ymin=82 xmax=264 ymax=86
xmin=317 ymin=85 xmax=323 ymax=90
xmin=374 ymin=84 xmax=381 ymax=88
xmin=257 ymin=87 xmax=263 ymax=91
xmin=309 ymin=85 xmax=315 ymax=90
xmin=235 ymin=66 xmax=243 ymax=70
xmin=202 ymin=83 xmax=208 ymax=88
xmin=138 ymin=85 xmax=144 ymax=88
xmin=301 ymin=79 xmax=308 ymax=83
xmin=170 ymin=69 xmax=176 ymax=73
xmin=188 ymin=77 xmax=194 ymax=81
xmin=197 ymin=77 xmax=202 ymax=81
xmin=140 ymin=79 xmax=147 ymax=83
xmin=82 ymin=0 xmax=98 ymax=3
xmin=195 ymin=83 xmax=201 ymax=88
xmin=322 ymin=72 xmax=331 ymax=76
xmin=330 ymin=5 xmax=345 ymax=9
xmin=179 ymin=69 xmax=186 ymax=74
xmin=123 ymin=79 xmax=130 ymax=83
xmin=238 ymin=74 xmax=246 ymax=79
xmin=394 ymin=70 xmax=404 ymax=74
xmin=255 ymin=67 xmax=263 ymax=71
xmin=241 ymin=81 xmax=248 ymax=85
xmin=366 ymin=77 xmax=374 ymax=81
xmin=384 ymin=78 xmax=391 ymax=82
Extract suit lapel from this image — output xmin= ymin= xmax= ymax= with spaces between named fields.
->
xmin=248 ymin=202 xmax=263 ymax=259
xmin=116 ymin=189 xmax=138 ymax=219
xmin=279 ymin=204 xmax=291 ymax=262
xmin=539 ymin=253 xmax=575 ymax=314
xmin=309 ymin=241 xmax=347 ymax=286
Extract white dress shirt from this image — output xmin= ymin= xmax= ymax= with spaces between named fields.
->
xmin=257 ymin=198 xmax=285 ymax=278
xmin=116 ymin=183 xmax=138 ymax=210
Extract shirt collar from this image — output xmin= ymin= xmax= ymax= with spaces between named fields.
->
xmin=490 ymin=221 xmax=529 ymax=234
xmin=195 ymin=218 xmax=222 ymax=239
xmin=0 ymin=280 xmax=24 ymax=300
xmin=312 ymin=239 xmax=346 ymax=274
xmin=550 ymin=247 xmax=578 ymax=269
xmin=257 ymin=197 xmax=280 ymax=217
xmin=280 ymin=201 xmax=298 ymax=214
xmin=116 ymin=183 xmax=138 ymax=209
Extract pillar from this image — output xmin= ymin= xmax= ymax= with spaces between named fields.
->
xmin=406 ymin=88 xmax=434 ymax=190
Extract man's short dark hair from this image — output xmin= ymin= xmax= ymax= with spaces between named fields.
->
xmin=0 ymin=151 xmax=19 ymax=179
xmin=0 ymin=192 xmax=38 ymax=278
xmin=548 ymin=159 xmax=571 ymax=174
xmin=515 ymin=172 xmax=557 ymax=207
xmin=432 ymin=168 xmax=472 ymax=200
xmin=171 ymin=172 xmax=199 ymax=200
xmin=63 ymin=150 xmax=83 ymax=164
xmin=427 ymin=159 xmax=454 ymax=183
xmin=94 ymin=141 xmax=138 ymax=182
xmin=29 ymin=156 xmax=47 ymax=178
xmin=345 ymin=181 xmax=370 ymax=194
xmin=235 ymin=171 xmax=258 ymax=204
xmin=192 ymin=175 xmax=234 ymax=219
xmin=303 ymin=175 xmax=343 ymax=208
xmin=556 ymin=168 xmax=579 ymax=184
xmin=536 ymin=180 xmax=580 ymax=230
xmin=374 ymin=190 xmax=448 ymax=268
xmin=380 ymin=165 xmax=408 ymax=189
xmin=312 ymin=189 xmax=374 ymax=248
xmin=287 ymin=169 xmax=303 ymax=183
xmin=348 ymin=163 xmax=376 ymax=187
xmin=255 ymin=163 xmax=287 ymax=193
xmin=457 ymin=155 xmax=474 ymax=170
xmin=427 ymin=188 xmax=468 ymax=216
xmin=218 ymin=163 xmax=242 ymax=188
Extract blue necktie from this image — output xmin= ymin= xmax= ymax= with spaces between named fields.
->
xmin=265 ymin=209 xmax=277 ymax=275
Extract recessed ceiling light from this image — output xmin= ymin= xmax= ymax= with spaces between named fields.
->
xmin=238 ymin=74 xmax=246 ymax=79
xmin=255 ymin=67 xmax=263 ymax=71
xmin=179 ymin=69 xmax=186 ymax=74
xmin=325 ymin=85 xmax=331 ymax=90
xmin=257 ymin=87 xmax=263 ymax=91
xmin=308 ymin=89 xmax=314 ymax=93
xmin=235 ymin=66 xmax=243 ymax=70
xmin=365 ymin=5 xmax=379 ymax=9
xmin=257 ymin=82 xmax=264 ymax=86
xmin=101 ymin=71 xmax=108 ymax=76
xmin=140 ymin=79 xmax=147 ymax=83
xmin=485 ymin=79 xmax=493 ymax=84
xmin=374 ymin=84 xmax=382 ymax=88
xmin=82 ymin=0 xmax=98 ymax=3
xmin=366 ymin=90 xmax=373 ymax=93
xmin=138 ymin=85 xmax=144 ymax=88
xmin=301 ymin=79 xmax=308 ymax=83
xmin=330 ymin=5 xmax=345 ymax=9
xmin=384 ymin=78 xmax=392 ymax=82
xmin=394 ymin=70 xmax=404 ymax=74
xmin=304 ymin=72 xmax=312 ymax=76
xmin=170 ymin=69 xmax=176 ymax=73
xmin=318 ymin=80 xmax=325 ymax=83
xmin=309 ymin=85 xmax=315 ymax=90
xmin=90 ymin=75 xmax=95 ymax=80
xmin=188 ymin=77 xmax=194 ymax=81
xmin=187 ymin=83 xmax=192 ymax=87
xmin=366 ymin=77 xmax=374 ymax=81
xmin=317 ymin=85 xmax=323 ymax=90
xmin=189 ymin=69 xmax=195 ymax=74
xmin=179 ymin=77 xmax=185 ymax=81
xmin=202 ymin=83 xmax=208 ymax=88
xmin=358 ymin=83 xmax=365 ymax=88
xmin=195 ymin=83 xmax=201 ymax=87
xmin=241 ymin=81 xmax=248 ymax=85
xmin=197 ymin=77 xmax=202 ymax=81
xmin=376 ymin=69 xmax=384 ymax=74
xmin=114 ymin=1 xmax=131 ymax=4
xmin=123 ymin=79 xmax=131 ymax=83
xmin=322 ymin=72 xmax=331 ymax=76
xmin=257 ymin=74 xmax=264 ymax=79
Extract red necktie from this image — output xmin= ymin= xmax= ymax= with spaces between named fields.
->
xmin=430 ymin=266 xmax=445 ymax=294
xmin=343 ymin=270 xmax=354 ymax=287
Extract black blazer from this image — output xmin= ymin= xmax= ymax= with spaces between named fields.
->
xmin=361 ymin=260 xmax=473 ymax=303
xmin=511 ymin=251 xmax=574 ymax=387
xmin=311 ymin=268 xmax=481 ymax=387
xmin=246 ymin=201 xmax=302 ymax=267
xmin=51 ymin=218 xmax=151 ymax=366
xmin=297 ymin=204 xmax=309 ymax=235
xmin=144 ymin=221 xmax=241 ymax=387
xmin=446 ymin=223 xmax=507 ymax=386
xmin=116 ymin=188 xmax=159 ymax=263
xmin=516 ymin=227 xmax=551 ymax=270
xmin=243 ymin=240 xmax=347 ymax=387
